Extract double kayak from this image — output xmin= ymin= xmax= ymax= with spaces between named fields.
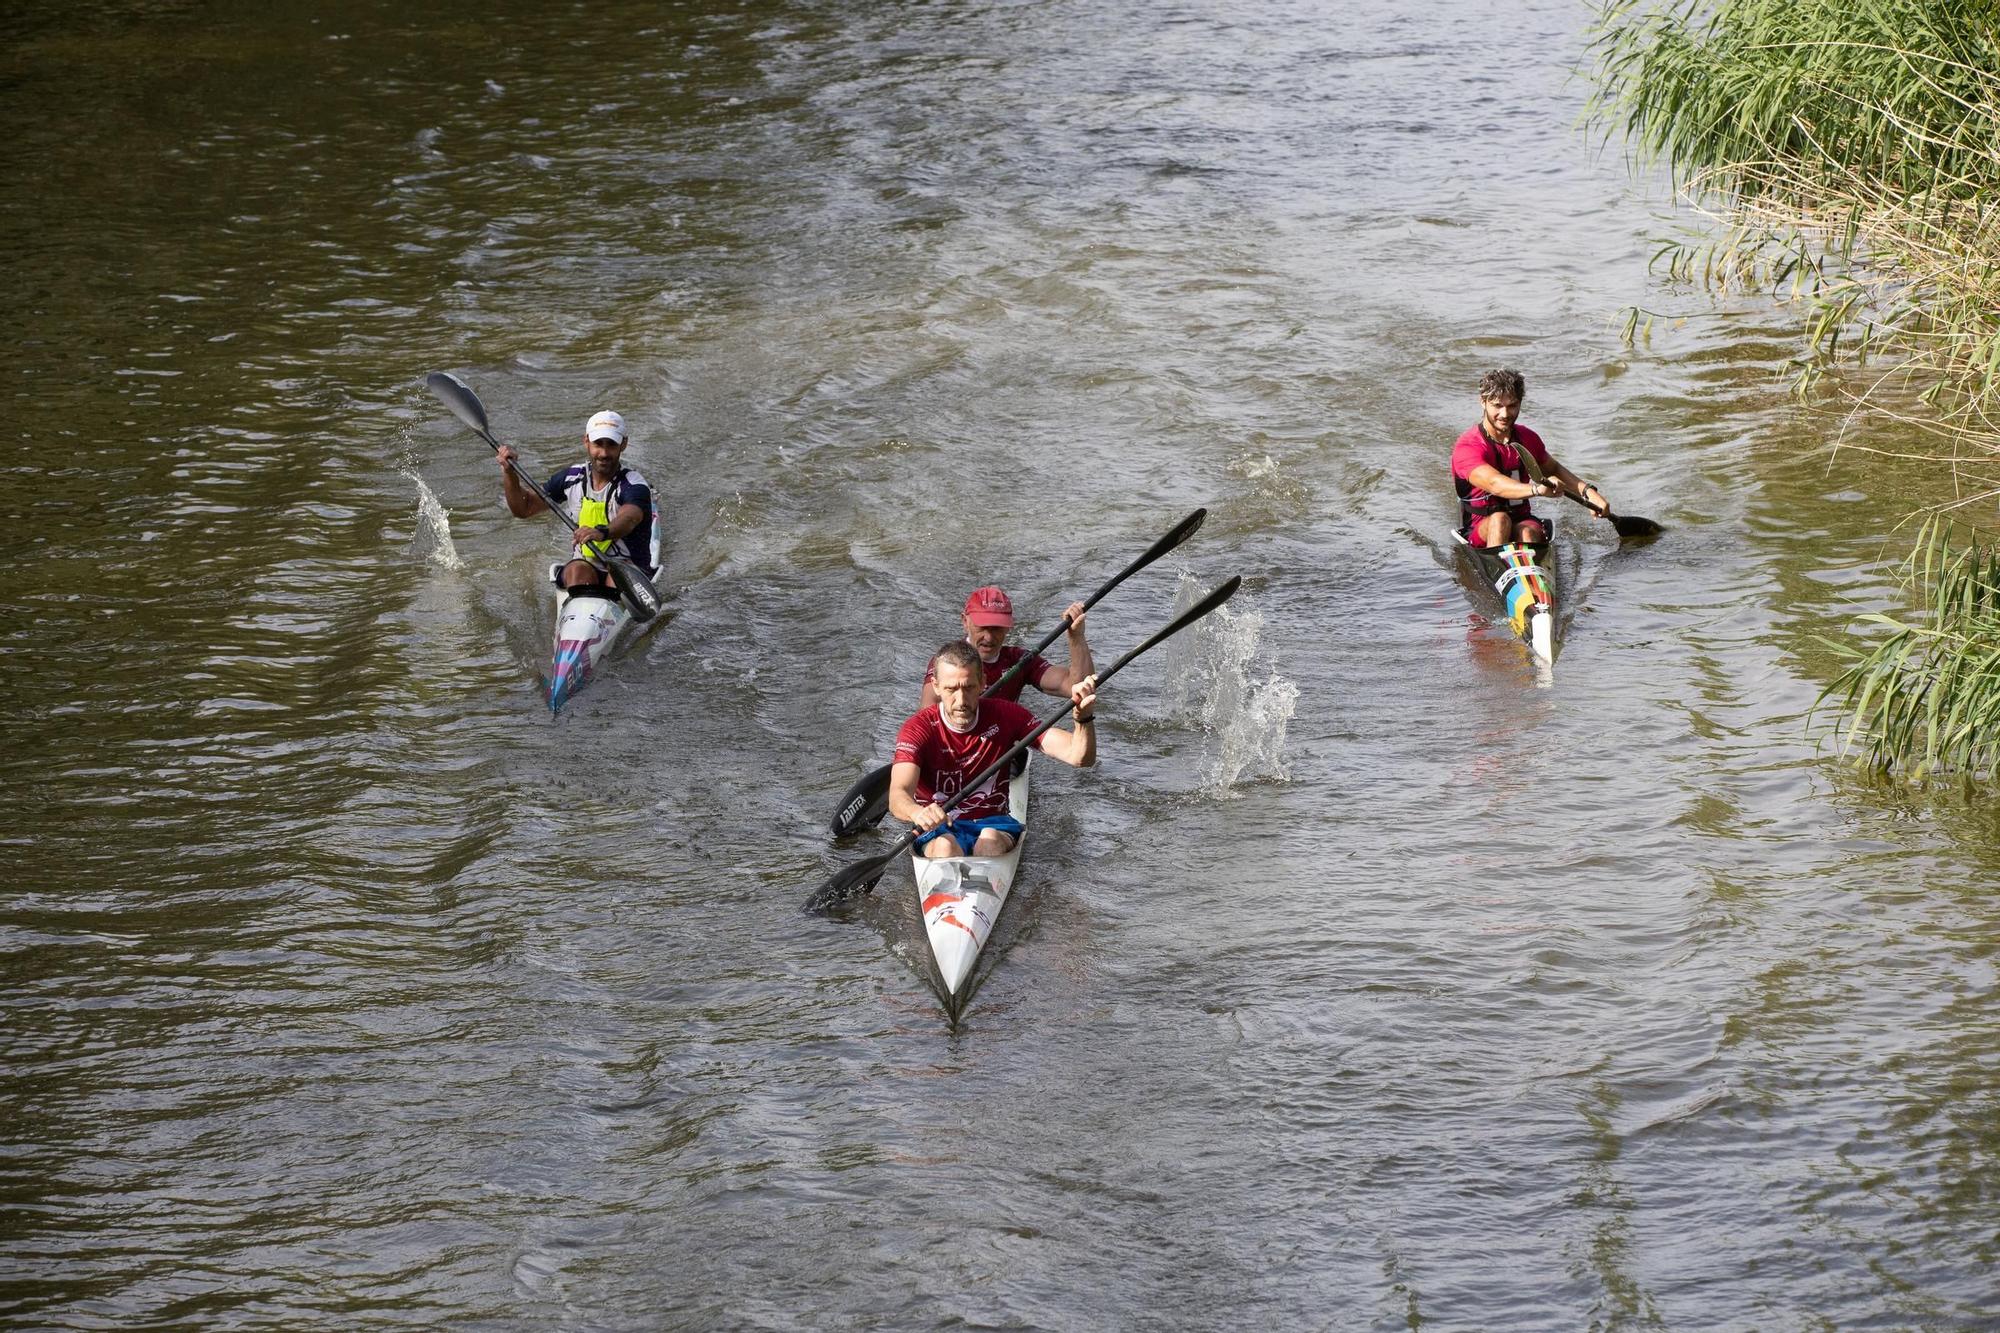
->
xmin=913 ymin=756 xmax=1031 ymax=1012
xmin=1452 ymin=530 xmax=1555 ymax=666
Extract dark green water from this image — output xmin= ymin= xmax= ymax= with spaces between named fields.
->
xmin=3 ymin=1 xmax=1996 ymax=1328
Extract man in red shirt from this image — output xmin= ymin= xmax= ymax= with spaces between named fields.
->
xmin=891 ymin=640 xmax=1099 ymax=858
xmin=1451 ymin=369 xmax=1613 ymax=547
xmin=918 ymin=585 xmax=1093 ymax=708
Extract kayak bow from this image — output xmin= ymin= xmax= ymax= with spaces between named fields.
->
xmin=913 ymin=757 xmax=1031 ymax=1011
xmin=548 ymin=583 xmax=636 ymax=712
xmin=1453 ymin=531 xmax=1555 ymax=666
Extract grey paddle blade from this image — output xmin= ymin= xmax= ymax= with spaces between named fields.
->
xmin=425 ymin=371 xmax=493 ymax=437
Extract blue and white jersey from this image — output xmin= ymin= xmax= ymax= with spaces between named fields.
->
xmin=543 ymin=464 xmax=660 ymax=576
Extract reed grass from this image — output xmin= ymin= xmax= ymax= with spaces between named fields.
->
xmin=1590 ymin=0 xmax=2000 ymax=778
xmin=1818 ymin=518 xmax=2000 ymax=781
xmin=1587 ymin=0 xmax=2000 ymax=429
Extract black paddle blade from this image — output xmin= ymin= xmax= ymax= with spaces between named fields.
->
xmin=1159 ymin=506 xmax=1206 ymax=553
xmin=425 ymin=371 xmax=493 ymax=436
xmin=1610 ymin=513 xmax=1664 ymax=539
xmin=803 ymin=851 xmax=896 ymax=914
xmin=829 ymin=762 xmax=894 ymax=838
xmin=607 ymin=558 xmax=663 ymax=623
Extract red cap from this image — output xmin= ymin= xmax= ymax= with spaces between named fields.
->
xmin=963 ymin=585 xmax=1014 ymax=628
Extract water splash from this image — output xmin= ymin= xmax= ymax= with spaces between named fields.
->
xmin=1161 ymin=571 xmax=1297 ymax=793
xmin=407 ymin=472 xmax=465 ymax=572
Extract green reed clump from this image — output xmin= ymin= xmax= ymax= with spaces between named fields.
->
xmin=1819 ymin=519 xmax=2000 ymax=781
xmin=1587 ymin=0 xmax=2000 ymax=425
xmin=1591 ymin=0 xmax=2000 ymax=778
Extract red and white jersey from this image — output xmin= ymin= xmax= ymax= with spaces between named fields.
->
xmin=893 ymin=697 xmax=1046 ymax=820
xmin=921 ymin=644 xmax=1054 ymax=703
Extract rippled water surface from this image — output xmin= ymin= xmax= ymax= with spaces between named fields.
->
xmin=4 ymin=1 xmax=1998 ymax=1328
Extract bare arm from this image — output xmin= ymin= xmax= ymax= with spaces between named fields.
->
xmin=1035 ymin=601 xmax=1094 ymax=696
xmin=1465 ymin=462 xmax=1555 ymax=503
xmin=576 ymin=501 xmax=646 ymax=551
xmin=497 ymin=446 xmax=550 ymax=517
xmin=1034 ymin=676 xmax=1099 ymax=768
xmin=1539 ymin=456 xmax=1610 ymax=515
xmin=888 ymin=761 xmax=945 ymax=830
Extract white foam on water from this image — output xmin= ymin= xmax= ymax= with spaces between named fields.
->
xmin=407 ymin=472 xmax=466 ymax=572
xmin=1161 ymin=570 xmax=1297 ymax=794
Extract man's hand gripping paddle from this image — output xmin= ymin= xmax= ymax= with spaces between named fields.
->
xmin=426 ymin=371 xmax=663 ymax=621
xmin=804 ymin=575 xmax=1242 ymax=914
xmin=826 ymin=507 xmax=1208 ymax=839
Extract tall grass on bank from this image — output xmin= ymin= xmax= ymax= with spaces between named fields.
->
xmin=1820 ymin=519 xmax=2000 ymax=782
xmin=1587 ymin=0 xmax=2000 ymax=430
xmin=1589 ymin=0 xmax=2000 ymax=779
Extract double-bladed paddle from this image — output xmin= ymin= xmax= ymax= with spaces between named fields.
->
xmin=425 ymin=371 xmax=664 ymax=621
xmin=804 ymin=574 xmax=1242 ymax=914
xmin=1567 ymin=489 xmax=1663 ymax=540
xmin=1511 ymin=441 xmax=1663 ymax=541
xmin=827 ymin=506 xmax=1208 ymax=838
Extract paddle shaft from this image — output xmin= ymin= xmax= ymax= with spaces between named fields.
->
xmin=984 ymin=507 xmax=1206 ymax=697
xmin=806 ymin=575 xmax=1241 ymax=910
xmin=1507 ymin=435 xmax=1658 ymax=533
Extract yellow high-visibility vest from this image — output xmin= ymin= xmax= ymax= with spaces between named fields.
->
xmin=577 ymin=487 xmax=613 ymax=563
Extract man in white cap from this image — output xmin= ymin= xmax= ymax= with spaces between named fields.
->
xmin=498 ymin=409 xmax=659 ymax=593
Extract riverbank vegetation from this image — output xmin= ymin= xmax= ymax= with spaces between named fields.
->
xmin=1586 ymin=0 xmax=2000 ymax=779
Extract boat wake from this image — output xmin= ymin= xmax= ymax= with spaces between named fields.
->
xmin=1161 ymin=571 xmax=1296 ymax=794
xmin=406 ymin=472 xmax=466 ymax=572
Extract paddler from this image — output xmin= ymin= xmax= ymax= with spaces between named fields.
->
xmin=892 ymin=640 xmax=1099 ymax=858
xmin=918 ymin=586 xmax=1094 ymax=708
xmin=1452 ymin=368 xmax=1614 ymax=547
xmin=498 ymin=409 xmax=659 ymax=593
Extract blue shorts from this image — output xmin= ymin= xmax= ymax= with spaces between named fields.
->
xmin=915 ymin=815 xmax=1024 ymax=856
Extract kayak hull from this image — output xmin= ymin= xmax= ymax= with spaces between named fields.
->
xmin=1453 ymin=530 xmax=1556 ymax=665
xmin=548 ymin=585 xmax=633 ymax=712
xmin=912 ymin=756 xmax=1031 ymax=1006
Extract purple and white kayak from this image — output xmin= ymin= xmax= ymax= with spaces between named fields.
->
xmin=547 ymin=584 xmax=634 ymax=712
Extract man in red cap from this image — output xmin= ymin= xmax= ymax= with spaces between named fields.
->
xmin=918 ymin=585 xmax=1093 ymax=709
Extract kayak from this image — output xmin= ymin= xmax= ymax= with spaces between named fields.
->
xmin=547 ymin=583 xmax=635 ymax=712
xmin=1452 ymin=530 xmax=1555 ymax=665
xmin=912 ymin=755 xmax=1031 ymax=1011
xmin=543 ymin=502 xmax=664 ymax=711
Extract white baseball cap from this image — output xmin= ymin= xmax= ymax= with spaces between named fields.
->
xmin=585 ymin=410 xmax=627 ymax=445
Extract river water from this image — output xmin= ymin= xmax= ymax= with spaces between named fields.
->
xmin=4 ymin=1 xmax=1997 ymax=1328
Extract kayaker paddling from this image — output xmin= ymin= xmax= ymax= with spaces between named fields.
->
xmin=825 ymin=508 xmax=1204 ymax=841
xmin=918 ymin=586 xmax=1095 ymax=709
xmin=1452 ymin=368 xmax=1611 ymax=548
xmin=893 ymin=640 xmax=1099 ymax=858
xmin=498 ymin=408 xmax=660 ymax=595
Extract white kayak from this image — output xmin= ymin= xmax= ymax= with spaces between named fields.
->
xmin=547 ymin=584 xmax=635 ymax=712
xmin=1452 ymin=530 xmax=1556 ymax=666
xmin=912 ymin=756 xmax=1031 ymax=1006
